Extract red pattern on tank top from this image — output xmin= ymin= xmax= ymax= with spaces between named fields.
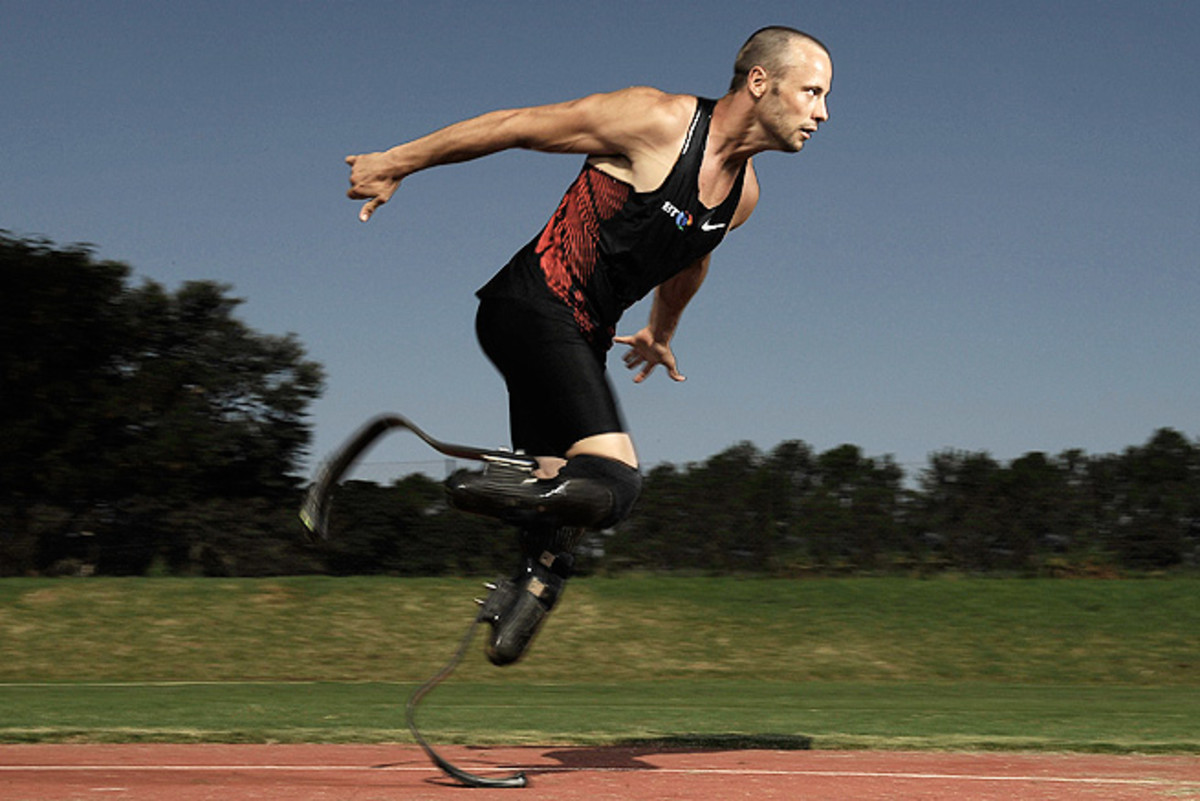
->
xmin=535 ymin=167 xmax=629 ymax=336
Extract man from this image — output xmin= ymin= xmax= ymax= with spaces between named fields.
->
xmin=345 ymin=26 xmax=832 ymax=665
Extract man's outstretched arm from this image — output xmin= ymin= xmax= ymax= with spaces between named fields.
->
xmin=346 ymin=87 xmax=689 ymax=222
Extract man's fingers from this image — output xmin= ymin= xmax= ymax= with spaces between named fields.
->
xmin=359 ymin=198 xmax=384 ymax=222
xmin=614 ymin=332 xmax=684 ymax=382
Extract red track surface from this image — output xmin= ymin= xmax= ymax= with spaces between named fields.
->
xmin=3 ymin=744 xmax=1199 ymax=800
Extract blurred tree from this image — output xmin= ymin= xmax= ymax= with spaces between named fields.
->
xmin=797 ymin=444 xmax=906 ymax=571
xmin=0 ymin=231 xmax=323 ymax=575
xmin=1111 ymin=428 xmax=1198 ymax=569
xmin=994 ymin=451 xmax=1066 ymax=570
xmin=104 ymin=279 xmax=323 ymax=502
xmin=915 ymin=450 xmax=1005 ymax=571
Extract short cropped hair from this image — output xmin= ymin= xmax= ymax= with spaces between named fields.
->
xmin=729 ymin=26 xmax=830 ymax=92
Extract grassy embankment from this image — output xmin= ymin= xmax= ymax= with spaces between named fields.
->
xmin=1 ymin=575 xmax=1197 ymax=751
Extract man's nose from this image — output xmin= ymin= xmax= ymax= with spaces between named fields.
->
xmin=815 ymin=97 xmax=829 ymax=122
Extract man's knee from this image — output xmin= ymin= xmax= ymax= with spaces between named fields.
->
xmin=446 ymin=452 xmax=642 ymax=530
xmin=566 ymin=432 xmax=638 ymax=469
xmin=558 ymin=454 xmax=643 ymax=528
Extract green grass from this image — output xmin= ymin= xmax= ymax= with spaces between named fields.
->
xmin=1 ymin=576 xmax=1198 ymax=750
xmin=1 ymin=681 xmax=1196 ymax=752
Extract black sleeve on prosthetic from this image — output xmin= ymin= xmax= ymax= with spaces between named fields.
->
xmin=558 ymin=454 xmax=643 ymax=528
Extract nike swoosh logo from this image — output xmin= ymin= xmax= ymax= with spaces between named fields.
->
xmin=700 ymin=220 xmax=726 ymax=232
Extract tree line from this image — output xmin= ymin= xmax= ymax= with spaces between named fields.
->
xmin=3 ymin=231 xmax=1197 ymax=577
xmin=606 ymin=430 xmax=1199 ymax=576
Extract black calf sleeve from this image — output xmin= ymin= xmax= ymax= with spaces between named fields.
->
xmin=558 ymin=455 xmax=643 ymax=528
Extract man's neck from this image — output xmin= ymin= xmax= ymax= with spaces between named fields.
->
xmin=709 ymin=91 xmax=772 ymax=166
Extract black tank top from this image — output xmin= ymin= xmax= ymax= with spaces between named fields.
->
xmin=477 ymin=97 xmax=746 ymax=351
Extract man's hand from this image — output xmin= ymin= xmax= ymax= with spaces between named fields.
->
xmin=345 ymin=152 xmax=402 ymax=222
xmin=614 ymin=327 xmax=685 ymax=384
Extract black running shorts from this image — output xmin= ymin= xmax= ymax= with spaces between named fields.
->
xmin=475 ymin=297 xmax=626 ymax=458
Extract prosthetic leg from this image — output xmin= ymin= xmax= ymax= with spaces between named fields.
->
xmin=447 ymin=455 xmax=641 ymax=665
xmin=299 ymin=415 xmax=641 ymax=788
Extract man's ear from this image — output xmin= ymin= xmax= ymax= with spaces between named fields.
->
xmin=746 ymin=65 xmax=770 ymax=100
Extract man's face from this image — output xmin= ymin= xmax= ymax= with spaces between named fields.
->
xmin=758 ymin=41 xmax=832 ymax=153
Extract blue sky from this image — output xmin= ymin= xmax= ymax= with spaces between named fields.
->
xmin=4 ymin=0 xmax=1198 ymax=482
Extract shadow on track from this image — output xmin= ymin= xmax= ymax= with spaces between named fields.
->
xmin=537 ymin=733 xmax=813 ymax=774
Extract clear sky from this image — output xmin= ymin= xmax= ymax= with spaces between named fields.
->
xmin=4 ymin=1 xmax=1198 ymax=482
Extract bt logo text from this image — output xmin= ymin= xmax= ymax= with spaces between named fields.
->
xmin=661 ymin=200 xmax=693 ymax=230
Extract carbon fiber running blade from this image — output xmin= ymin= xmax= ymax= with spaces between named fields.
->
xmin=406 ymin=616 xmax=529 ymax=788
xmin=300 ymin=413 xmax=537 ymax=540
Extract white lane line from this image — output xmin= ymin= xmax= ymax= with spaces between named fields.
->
xmin=0 ymin=765 xmax=1195 ymax=788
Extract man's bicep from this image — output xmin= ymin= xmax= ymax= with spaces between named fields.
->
xmin=510 ymin=87 xmax=685 ymax=157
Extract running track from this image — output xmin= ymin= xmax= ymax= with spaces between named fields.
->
xmin=3 ymin=745 xmax=1199 ymax=800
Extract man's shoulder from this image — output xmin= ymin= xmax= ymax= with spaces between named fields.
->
xmin=608 ymin=86 xmax=695 ymax=121
xmin=597 ymin=87 xmax=697 ymax=146
xmin=609 ymin=85 xmax=692 ymax=105
xmin=569 ymin=88 xmax=699 ymax=185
